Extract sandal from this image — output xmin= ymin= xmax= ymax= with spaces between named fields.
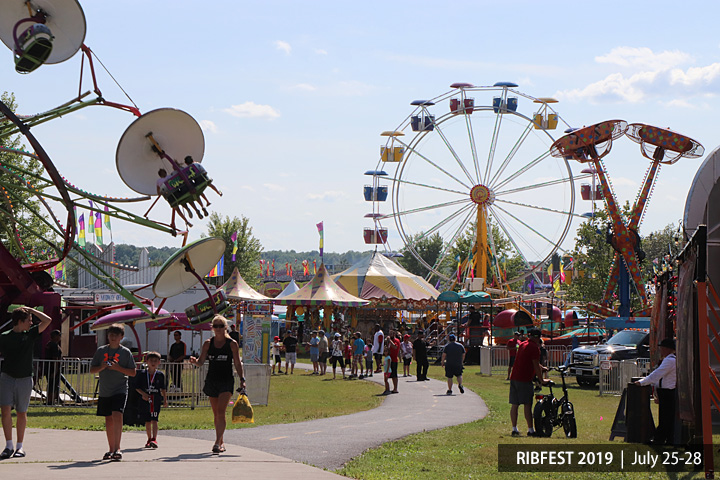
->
xmin=218 ymin=445 xmax=226 ymax=453
xmin=111 ymin=450 xmax=122 ymax=461
xmin=103 ymin=451 xmax=113 ymax=460
xmin=212 ymin=444 xmax=221 ymax=454
xmin=12 ymin=449 xmax=25 ymax=458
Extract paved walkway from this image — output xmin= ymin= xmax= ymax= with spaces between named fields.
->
xmin=166 ymin=364 xmax=488 ymax=470
xmin=0 ymin=365 xmax=488 ymax=477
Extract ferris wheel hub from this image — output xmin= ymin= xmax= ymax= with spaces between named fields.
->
xmin=470 ymin=184 xmax=495 ymax=206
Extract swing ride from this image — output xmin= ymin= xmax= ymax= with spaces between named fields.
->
xmin=0 ymin=0 xmax=226 ymax=337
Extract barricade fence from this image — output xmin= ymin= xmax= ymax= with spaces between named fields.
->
xmin=598 ymin=358 xmax=651 ymax=396
xmin=0 ymin=358 xmax=270 ymax=408
xmin=477 ymin=345 xmax=572 ymax=376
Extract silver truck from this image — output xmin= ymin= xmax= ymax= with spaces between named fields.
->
xmin=569 ymin=329 xmax=650 ymax=387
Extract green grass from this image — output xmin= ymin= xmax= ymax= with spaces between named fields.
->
xmin=338 ymin=365 xmax=712 ymax=480
xmin=23 ymin=370 xmax=383 ymax=431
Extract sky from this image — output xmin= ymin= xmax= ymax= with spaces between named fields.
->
xmin=3 ymin=0 xmax=720 ymax=264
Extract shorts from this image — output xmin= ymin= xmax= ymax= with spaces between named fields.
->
xmin=320 ymin=352 xmax=329 ymax=363
xmin=390 ymin=362 xmax=398 ymax=378
xmin=509 ymin=356 xmax=516 ymax=367
xmin=353 ymin=354 xmax=363 ymax=364
xmin=138 ymin=400 xmax=162 ymax=423
xmin=331 ymin=356 xmax=345 ymax=369
xmin=384 ymin=372 xmax=391 ymax=379
xmin=310 ymin=352 xmax=319 ymax=362
xmin=509 ymin=380 xmax=534 ymax=405
xmin=365 ymin=358 xmax=373 ymax=368
xmin=96 ymin=393 xmax=128 ymax=416
xmin=285 ymin=352 xmax=297 ymax=364
xmin=445 ymin=364 xmax=464 ymax=378
xmin=202 ymin=378 xmax=234 ymax=398
xmin=0 ymin=373 xmax=33 ymax=413
xmin=403 ymin=357 xmax=412 ymax=366
xmin=273 ymin=354 xmax=282 ymax=365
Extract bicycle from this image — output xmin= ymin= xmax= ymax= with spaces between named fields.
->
xmin=533 ymin=364 xmax=577 ymax=438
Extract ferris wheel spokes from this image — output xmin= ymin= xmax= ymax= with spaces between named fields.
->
xmin=392 ymin=202 xmax=475 ymax=245
xmin=462 ymin=109 xmax=482 ymax=182
xmin=424 ymin=206 xmax=478 ymax=280
xmin=393 ymin=136 xmax=473 ymax=190
xmin=391 ymin=177 xmax=467 ymax=196
xmin=432 ymin=121 xmax=478 ymax=186
xmin=487 ymin=120 xmax=534 ymax=188
xmin=491 ymin=203 xmax=569 ymax=258
xmin=492 ymin=149 xmax=553 ymax=192
xmin=489 ymin=208 xmax=545 ymax=284
xmin=494 ymin=173 xmax=591 ymax=197
xmin=382 ymin=197 xmax=469 ymax=220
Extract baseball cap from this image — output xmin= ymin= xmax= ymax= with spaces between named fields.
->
xmin=273 ymin=336 xmax=280 ymax=341
xmin=334 ymin=332 xmax=341 ymax=337
xmin=318 ymin=330 xmax=325 ymax=335
xmin=528 ymin=328 xmax=541 ymax=338
xmin=448 ymin=334 xmax=456 ymax=341
xmin=403 ymin=334 xmax=410 ymax=340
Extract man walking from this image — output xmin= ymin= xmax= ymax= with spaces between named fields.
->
xmin=0 ymin=307 xmax=53 ymax=458
xmin=441 ymin=334 xmax=466 ymax=395
xmin=413 ymin=331 xmax=430 ymax=381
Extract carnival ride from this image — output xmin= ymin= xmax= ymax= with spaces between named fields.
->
xmin=0 ymin=0 xmax=226 ymax=336
xmin=550 ymin=120 xmax=703 ymax=317
xmin=366 ymin=82 xmax=593 ymax=294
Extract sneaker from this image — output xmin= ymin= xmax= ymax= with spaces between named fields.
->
xmin=11 ymin=448 xmax=24 ymax=458
xmin=459 ymin=385 xmax=465 ymax=394
xmin=150 ymin=440 xmax=158 ymax=448
xmin=145 ymin=440 xmax=153 ymax=449
xmin=0 ymin=448 xmax=13 ymax=460
xmin=511 ymin=430 xmax=521 ymax=437
xmin=381 ymin=390 xmax=392 ymax=395
xmin=358 ymin=375 xmax=364 ymax=379
xmin=527 ymin=431 xmax=538 ymax=437
xmin=446 ymin=389 xmax=452 ymax=395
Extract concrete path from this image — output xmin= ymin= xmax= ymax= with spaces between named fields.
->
xmin=165 ymin=364 xmax=488 ymax=470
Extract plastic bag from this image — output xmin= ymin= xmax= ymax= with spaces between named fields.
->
xmin=231 ymin=389 xmax=254 ymax=424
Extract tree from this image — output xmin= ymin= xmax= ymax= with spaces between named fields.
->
xmin=398 ymin=232 xmax=445 ymax=278
xmin=0 ymin=92 xmax=55 ymax=262
xmin=641 ymin=223 xmax=681 ymax=279
xmin=205 ymin=212 xmax=263 ymax=288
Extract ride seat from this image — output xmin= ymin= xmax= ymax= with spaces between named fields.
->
xmin=161 ymin=164 xmax=210 ymax=208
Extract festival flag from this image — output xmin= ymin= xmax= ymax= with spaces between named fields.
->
xmin=455 ymin=254 xmax=461 ymax=283
xmin=313 ymin=259 xmax=317 ymax=274
xmin=88 ymin=200 xmax=95 ymax=243
xmin=231 ymin=230 xmax=238 ymax=261
xmin=78 ymin=213 xmax=86 ymax=247
xmin=302 ymin=260 xmax=309 ymax=276
xmin=103 ymin=205 xmax=112 ymax=230
xmin=272 ymin=260 xmax=275 ymax=277
xmin=559 ymin=261 xmax=565 ymax=283
xmin=316 ymin=221 xmax=324 ymax=258
xmin=529 ymin=277 xmax=536 ymax=294
xmin=95 ymin=212 xmax=103 ymax=245
xmin=266 ymin=261 xmax=270 ymax=277
xmin=285 ymin=262 xmax=289 ymax=276
xmin=207 ymin=256 xmax=224 ymax=278
xmin=259 ymin=259 xmax=265 ymax=276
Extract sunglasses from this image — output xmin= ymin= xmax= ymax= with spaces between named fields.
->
xmin=212 ymin=324 xmax=225 ymax=329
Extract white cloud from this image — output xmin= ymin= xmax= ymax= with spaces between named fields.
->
xmin=315 ymin=49 xmax=328 ymax=55
xmin=292 ymin=83 xmax=317 ymax=92
xmin=669 ymin=63 xmax=720 ymax=86
xmin=223 ymin=102 xmax=280 ymax=119
xmin=263 ymin=183 xmax=286 ymax=192
xmin=307 ymin=190 xmax=346 ymax=201
xmin=595 ymin=47 xmax=691 ymax=70
xmin=274 ymin=40 xmax=292 ymax=55
xmin=199 ymin=120 xmax=217 ymax=133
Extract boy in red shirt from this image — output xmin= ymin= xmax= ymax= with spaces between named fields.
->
xmin=509 ymin=329 xmax=547 ymax=437
xmin=387 ymin=330 xmax=401 ymax=394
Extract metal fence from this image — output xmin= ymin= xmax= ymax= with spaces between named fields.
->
xmin=0 ymin=358 xmax=270 ymax=408
xmin=478 ymin=345 xmax=572 ymax=376
xmin=598 ymin=358 xmax=651 ymax=396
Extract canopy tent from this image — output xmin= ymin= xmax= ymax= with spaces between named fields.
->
xmin=222 ymin=267 xmax=270 ymax=301
xmin=275 ymin=279 xmax=300 ymax=299
xmin=332 ymin=251 xmax=440 ymax=309
xmin=272 ymin=264 xmax=369 ymax=307
xmin=437 ymin=290 xmax=492 ymax=304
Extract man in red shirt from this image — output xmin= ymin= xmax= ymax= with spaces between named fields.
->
xmin=387 ymin=330 xmax=401 ymax=394
xmin=509 ymin=328 xmax=547 ymax=437
xmin=506 ymin=331 xmax=521 ymax=380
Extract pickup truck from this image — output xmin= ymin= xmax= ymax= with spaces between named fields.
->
xmin=568 ymin=328 xmax=650 ymax=387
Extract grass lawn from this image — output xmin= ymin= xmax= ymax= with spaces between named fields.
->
xmin=23 ymin=369 xmax=384 ymax=431
xmin=338 ymin=364 xmax=713 ymax=480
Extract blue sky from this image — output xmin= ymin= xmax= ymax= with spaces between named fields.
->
xmin=3 ymin=0 xmax=720 ymax=261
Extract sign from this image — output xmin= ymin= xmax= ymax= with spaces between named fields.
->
xmin=94 ymin=293 xmax=126 ymax=305
xmin=600 ymin=360 xmax=612 ymax=370
xmin=247 ymin=303 xmax=273 ymax=315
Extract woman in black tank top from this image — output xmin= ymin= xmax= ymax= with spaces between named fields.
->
xmin=190 ymin=315 xmax=245 ymax=454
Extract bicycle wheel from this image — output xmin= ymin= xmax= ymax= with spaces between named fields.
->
xmin=533 ymin=400 xmax=553 ymax=437
xmin=561 ymin=403 xmax=577 ymax=438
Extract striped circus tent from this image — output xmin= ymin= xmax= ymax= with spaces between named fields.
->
xmin=222 ymin=267 xmax=271 ymax=301
xmin=332 ymin=251 xmax=440 ymax=307
xmin=272 ymin=264 xmax=369 ymax=307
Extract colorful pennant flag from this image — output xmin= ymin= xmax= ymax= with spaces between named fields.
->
xmin=272 ymin=260 xmax=275 ymax=277
xmin=302 ymin=260 xmax=309 ymax=276
xmin=313 ymin=259 xmax=317 ymax=274
xmin=104 ymin=205 xmax=112 ymax=232
xmin=207 ymin=256 xmax=225 ymax=278
xmin=560 ymin=261 xmax=565 ymax=283
xmin=529 ymin=277 xmax=536 ymax=294
xmin=78 ymin=213 xmax=86 ymax=247
xmin=316 ymin=221 xmax=324 ymax=258
xmin=231 ymin=230 xmax=238 ymax=261
xmin=95 ymin=212 xmax=103 ymax=245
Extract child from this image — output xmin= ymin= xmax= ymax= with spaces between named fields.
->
xmin=401 ymin=334 xmax=413 ymax=377
xmin=381 ymin=344 xmax=392 ymax=395
xmin=344 ymin=338 xmax=353 ymax=376
xmin=271 ymin=336 xmax=282 ymax=374
xmin=135 ymin=352 xmax=168 ymax=448
xmin=306 ymin=331 xmax=320 ymax=375
xmin=364 ymin=343 xmax=374 ymax=378
xmin=352 ymin=332 xmax=365 ymax=379
xmin=90 ymin=323 xmax=137 ymax=461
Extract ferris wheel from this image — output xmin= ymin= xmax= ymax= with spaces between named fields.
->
xmin=366 ymin=82 xmax=585 ymax=288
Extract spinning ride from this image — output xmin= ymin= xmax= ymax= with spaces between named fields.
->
xmin=367 ymin=82 xmax=586 ymax=290
xmin=550 ymin=120 xmax=703 ymax=317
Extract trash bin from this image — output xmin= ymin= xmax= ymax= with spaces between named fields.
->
xmin=625 ymin=380 xmax=655 ymax=443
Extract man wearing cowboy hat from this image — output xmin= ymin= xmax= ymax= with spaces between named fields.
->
xmin=636 ymin=338 xmax=676 ymax=445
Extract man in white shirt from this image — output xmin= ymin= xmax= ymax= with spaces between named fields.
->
xmin=371 ymin=324 xmax=384 ymax=374
xmin=636 ymin=338 xmax=676 ymax=445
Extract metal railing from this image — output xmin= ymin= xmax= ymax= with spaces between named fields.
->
xmin=598 ymin=358 xmax=651 ymax=396
xmin=477 ymin=345 xmax=573 ymax=375
xmin=0 ymin=358 xmax=270 ymax=408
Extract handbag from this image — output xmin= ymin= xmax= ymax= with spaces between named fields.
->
xmin=231 ymin=388 xmax=254 ymax=424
